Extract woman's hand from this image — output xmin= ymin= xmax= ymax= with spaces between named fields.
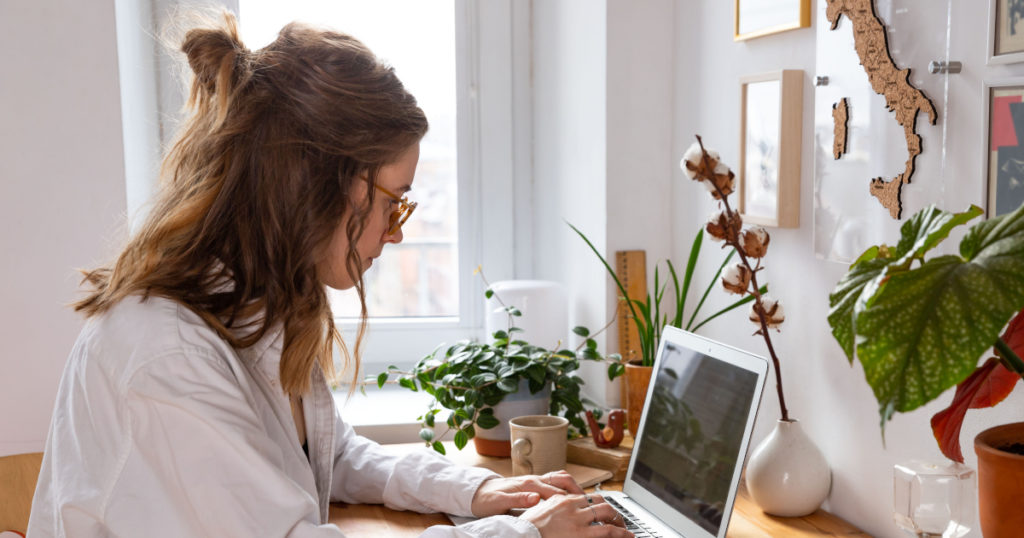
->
xmin=470 ymin=470 xmax=584 ymax=517
xmin=520 ymin=493 xmax=632 ymax=537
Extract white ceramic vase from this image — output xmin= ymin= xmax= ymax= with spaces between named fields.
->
xmin=745 ymin=419 xmax=831 ymax=517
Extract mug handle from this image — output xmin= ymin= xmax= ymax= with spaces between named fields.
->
xmin=512 ymin=438 xmax=533 ymax=474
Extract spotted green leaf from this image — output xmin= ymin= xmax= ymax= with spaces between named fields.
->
xmin=849 ymin=203 xmax=1024 ymax=427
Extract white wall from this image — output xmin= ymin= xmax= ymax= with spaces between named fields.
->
xmin=0 ymin=0 xmax=128 ymax=456
xmin=667 ymin=2 xmax=1024 ymax=536
xmin=531 ymin=0 xmax=611 ymax=400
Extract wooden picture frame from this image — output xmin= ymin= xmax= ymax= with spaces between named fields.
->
xmin=988 ymin=0 xmax=1024 ymax=65
xmin=984 ymin=79 xmax=1024 ymax=218
xmin=734 ymin=0 xmax=811 ymax=41
xmin=738 ymin=70 xmax=803 ymax=228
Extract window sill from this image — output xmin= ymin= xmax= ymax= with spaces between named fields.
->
xmin=335 ymin=385 xmax=441 ymax=445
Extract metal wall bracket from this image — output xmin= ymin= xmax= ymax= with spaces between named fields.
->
xmin=928 ymin=61 xmax=962 ymax=74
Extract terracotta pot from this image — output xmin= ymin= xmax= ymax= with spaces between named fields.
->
xmin=974 ymin=422 xmax=1024 ymax=537
xmin=624 ymin=362 xmax=653 ymax=439
xmin=472 ymin=379 xmax=550 ymax=457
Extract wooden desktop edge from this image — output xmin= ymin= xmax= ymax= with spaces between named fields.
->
xmin=327 ymin=442 xmax=869 ymax=537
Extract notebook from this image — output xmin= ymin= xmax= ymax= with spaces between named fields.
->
xmin=601 ymin=326 xmax=768 ymax=538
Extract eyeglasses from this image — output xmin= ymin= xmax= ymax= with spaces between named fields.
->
xmin=373 ymin=184 xmax=417 ymax=235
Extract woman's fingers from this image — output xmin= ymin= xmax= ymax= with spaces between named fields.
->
xmin=541 ymin=470 xmax=584 ymax=494
xmin=576 ymin=499 xmax=621 ymax=526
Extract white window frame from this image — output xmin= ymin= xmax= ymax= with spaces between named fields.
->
xmin=120 ymin=0 xmax=532 ymax=373
xmin=338 ymin=0 xmax=532 ymax=370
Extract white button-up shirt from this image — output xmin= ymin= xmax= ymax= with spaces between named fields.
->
xmin=28 ymin=296 xmax=540 ymax=537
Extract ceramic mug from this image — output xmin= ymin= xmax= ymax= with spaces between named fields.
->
xmin=509 ymin=415 xmax=568 ymax=476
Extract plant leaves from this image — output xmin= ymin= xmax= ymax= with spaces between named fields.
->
xmin=454 ymin=429 xmax=469 ymax=450
xmin=572 ymin=326 xmax=590 ymax=337
xmin=852 ymin=203 xmax=1024 ymax=424
xmin=827 ymin=256 xmax=895 ymax=362
xmin=419 ymin=428 xmax=435 ymax=442
xmin=497 ymin=378 xmax=519 ymax=393
xmin=432 ymin=441 xmax=446 ymax=455
xmin=476 ymin=412 xmax=500 ymax=429
xmin=930 ymin=357 xmax=1020 ymax=462
xmin=377 ymin=372 xmax=388 ymax=389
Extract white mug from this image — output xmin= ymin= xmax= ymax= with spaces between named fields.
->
xmin=509 ymin=415 xmax=569 ymax=476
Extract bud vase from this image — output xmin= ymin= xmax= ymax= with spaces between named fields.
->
xmin=745 ymin=419 xmax=831 ymax=517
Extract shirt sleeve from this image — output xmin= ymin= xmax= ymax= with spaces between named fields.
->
xmin=329 ymin=409 xmax=541 ymax=537
xmin=112 ymin=349 xmax=345 ymax=538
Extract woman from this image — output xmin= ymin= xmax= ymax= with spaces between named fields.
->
xmin=27 ymin=12 xmax=630 ymax=538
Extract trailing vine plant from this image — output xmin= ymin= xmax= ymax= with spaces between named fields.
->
xmin=372 ymin=268 xmax=623 ymax=453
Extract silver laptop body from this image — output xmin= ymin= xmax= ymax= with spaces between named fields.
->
xmin=602 ymin=326 xmax=768 ymax=538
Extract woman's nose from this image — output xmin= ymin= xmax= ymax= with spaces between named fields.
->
xmin=383 ymin=226 xmax=403 ymax=244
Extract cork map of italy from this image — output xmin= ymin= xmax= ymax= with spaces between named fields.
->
xmin=826 ymin=0 xmax=937 ymax=220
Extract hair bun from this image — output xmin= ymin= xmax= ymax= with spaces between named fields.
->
xmin=181 ymin=13 xmax=248 ymax=96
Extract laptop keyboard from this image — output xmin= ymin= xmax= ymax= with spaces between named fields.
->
xmin=606 ymin=497 xmax=664 ymax=537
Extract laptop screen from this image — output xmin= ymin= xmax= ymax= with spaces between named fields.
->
xmin=629 ymin=338 xmax=761 ymax=535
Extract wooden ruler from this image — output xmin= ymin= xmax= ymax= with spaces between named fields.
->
xmin=615 ymin=250 xmax=647 ymax=363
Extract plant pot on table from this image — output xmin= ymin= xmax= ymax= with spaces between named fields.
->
xmin=975 ymin=421 xmax=1024 ymax=538
xmin=624 ymin=361 xmax=653 ymax=439
xmin=473 ymin=379 xmax=551 ymax=457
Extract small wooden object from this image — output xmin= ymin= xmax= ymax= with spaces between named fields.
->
xmin=566 ymin=433 xmax=634 ymax=481
xmin=832 ymin=97 xmax=850 ymax=159
xmin=614 ymin=250 xmax=647 ymax=407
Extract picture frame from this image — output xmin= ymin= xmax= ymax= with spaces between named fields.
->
xmin=734 ymin=0 xmax=811 ymax=41
xmin=984 ymin=79 xmax=1024 ymax=218
xmin=988 ymin=0 xmax=1024 ymax=65
xmin=738 ymin=70 xmax=803 ymax=228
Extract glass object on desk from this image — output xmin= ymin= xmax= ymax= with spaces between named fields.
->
xmin=893 ymin=460 xmax=975 ymax=537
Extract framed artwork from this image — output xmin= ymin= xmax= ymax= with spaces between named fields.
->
xmin=985 ymin=79 xmax=1024 ymax=218
xmin=739 ymin=70 xmax=803 ymax=228
xmin=988 ymin=0 xmax=1024 ymax=64
xmin=734 ymin=0 xmax=811 ymax=41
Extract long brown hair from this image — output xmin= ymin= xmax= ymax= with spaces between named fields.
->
xmin=76 ymin=12 xmax=427 ymax=396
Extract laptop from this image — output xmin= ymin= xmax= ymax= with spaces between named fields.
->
xmin=600 ymin=326 xmax=768 ymax=538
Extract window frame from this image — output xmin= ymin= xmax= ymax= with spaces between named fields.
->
xmin=336 ymin=0 xmax=530 ymax=370
xmin=133 ymin=0 xmax=530 ymax=372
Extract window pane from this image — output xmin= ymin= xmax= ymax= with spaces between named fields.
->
xmin=237 ymin=0 xmax=459 ymax=319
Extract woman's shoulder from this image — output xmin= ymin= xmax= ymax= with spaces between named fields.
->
xmin=81 ymin=295 xmax=238 ymax=383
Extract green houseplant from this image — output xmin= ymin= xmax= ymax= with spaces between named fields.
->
xmin=568 ymin=222 xmax=765 ymax=438
xmin=374 ymin=276 xmax=621 ymax=455
xmin=827 ymin=203 xmax=1024 ymax=536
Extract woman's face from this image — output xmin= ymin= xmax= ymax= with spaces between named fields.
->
xmin=318 ymin=142 xmax=420 ymax=290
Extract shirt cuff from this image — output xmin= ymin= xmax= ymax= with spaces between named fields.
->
xmin=455 ymin=515 xmax=541 ymax=538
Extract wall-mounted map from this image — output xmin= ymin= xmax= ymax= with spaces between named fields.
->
xmin=832 ymin=97 xmax=850 ymax=159
xmin=813 ymin=0 xmax=951 ymax=262
xmin=825 ymin=0 xmax=936 ymax=219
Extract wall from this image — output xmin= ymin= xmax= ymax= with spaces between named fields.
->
xmin=0 ymin=0 xmax=128 ymax=456
xmin=669 ymin=2 xmax=1024 ymax=536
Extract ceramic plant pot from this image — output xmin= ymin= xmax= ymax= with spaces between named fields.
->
xmin=974 ymin=422 xmax=1024 ymax=538
xmin=745 ymin=419 xmax=831 ymax=517
xmin=472 ymin=379 xmax=551 ymax=457
xmin=624 ymin=362 xmax=653 ymax=439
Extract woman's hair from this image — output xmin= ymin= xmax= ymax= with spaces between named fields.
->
xmin=76 ymin=11 xmax=427 ymax=396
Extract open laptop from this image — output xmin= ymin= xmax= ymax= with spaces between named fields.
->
xmin=600 ymin=326 xmax=768 ymax=538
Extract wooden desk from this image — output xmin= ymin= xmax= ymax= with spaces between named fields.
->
xmin=328 ymin=443 xmax=868 ymax=537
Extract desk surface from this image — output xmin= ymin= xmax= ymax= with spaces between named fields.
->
xmin=328 ymin=443 xmax=869 ymax=537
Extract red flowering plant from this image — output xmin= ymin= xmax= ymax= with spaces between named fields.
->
xmin=827 ymin=204 xmax=1024 ymax=461
xmin=680 ymin=135 xmax=791 ymax=421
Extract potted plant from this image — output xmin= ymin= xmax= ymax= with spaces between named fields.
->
xmin=374 ymin=279 xmax=622 ymax=457
xmin=568 ymin=224 xmax=763 ymax=438
xmin=827 ymin=203 xmax=1024 ymax=536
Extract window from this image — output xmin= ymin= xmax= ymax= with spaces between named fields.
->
xmin=238 ymin=1 xmax=459 ymax=319
xmin=235 ymin=0 xmax=526 ymax=367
